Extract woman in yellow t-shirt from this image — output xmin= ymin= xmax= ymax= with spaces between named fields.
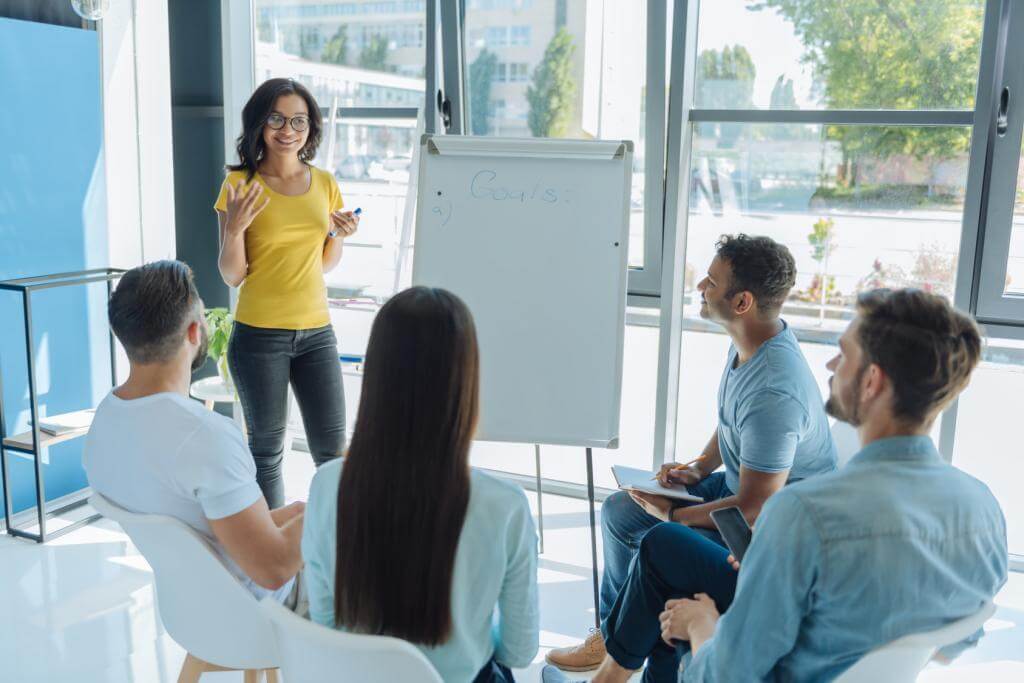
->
xmin=214 ymin=78 xmax=359 ymax=509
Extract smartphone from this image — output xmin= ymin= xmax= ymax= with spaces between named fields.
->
xmin=710 ymin=506 xmax=753 ymax=562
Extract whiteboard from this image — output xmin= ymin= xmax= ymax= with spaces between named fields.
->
xmin=412 ymin=135 xmax=632 ymax=448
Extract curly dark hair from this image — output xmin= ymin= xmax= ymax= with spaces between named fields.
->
xmin=228 ymin=78 xmax=323 ymax=180
xmin=855 ymin=289 xmax=981 ymax=425
xmin=715 ymin=234 xmax=797 ymax=314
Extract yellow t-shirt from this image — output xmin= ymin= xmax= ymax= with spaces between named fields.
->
xmin=214 ymin=166 xmax=343 ymax=330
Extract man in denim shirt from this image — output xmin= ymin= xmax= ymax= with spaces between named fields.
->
xmin=544 ymin=289 xmax=1007 ymax=683
xmin=662 ymin=288 xmax=1008 ymax=681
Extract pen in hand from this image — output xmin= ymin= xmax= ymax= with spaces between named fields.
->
xmin=652 ymin=457 xmax=702 ymax=483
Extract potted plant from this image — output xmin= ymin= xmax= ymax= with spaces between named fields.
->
xmin=204 ymin=307 xmax=234 ymax=389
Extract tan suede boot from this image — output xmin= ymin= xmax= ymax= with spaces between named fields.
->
xmin=544 ymin=628 xmax=606 ymax=672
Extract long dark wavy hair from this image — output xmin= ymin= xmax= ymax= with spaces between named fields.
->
xmin=334 ymin=287 xmax=479 ymax=646
xmin=227 ymin=78 xmax=323 ymax=180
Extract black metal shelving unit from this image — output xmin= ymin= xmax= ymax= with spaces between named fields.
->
xmin=0 ymin=268 xmax=125 ymax=543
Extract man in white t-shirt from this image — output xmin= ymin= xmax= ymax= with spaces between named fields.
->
xmin=84 ymin=260 xmax=304 ymax=604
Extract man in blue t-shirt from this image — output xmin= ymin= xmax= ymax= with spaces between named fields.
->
xmin=546 ymin=234 xmax=837 ymax=674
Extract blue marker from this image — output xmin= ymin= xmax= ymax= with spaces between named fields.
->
xmin=330 ymin=207 xmax=362 ymax=237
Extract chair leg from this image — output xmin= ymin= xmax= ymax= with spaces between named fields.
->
xmin=177 ymin=654 xmax=206 ymax=683
xmin=265 ymin=670 xmax=280 ymax=683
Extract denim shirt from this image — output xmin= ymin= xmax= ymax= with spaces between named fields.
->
xmin=683 ymin=436 xmax=1007 ymax=682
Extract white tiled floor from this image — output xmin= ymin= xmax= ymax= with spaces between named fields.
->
xmin=2 ymin=451 xmax=1023 ymax=682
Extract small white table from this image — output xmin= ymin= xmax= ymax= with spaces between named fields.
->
xmin=190 ymin=376 xmax=236 ymax=411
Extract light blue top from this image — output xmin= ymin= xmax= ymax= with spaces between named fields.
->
xmin=302 ymin=460 xmax=540 ymax=683
xmin=717 ymin=321 xmax=837 ymax=494
xmin=683 ymin=435 xmax=1008 ymax=682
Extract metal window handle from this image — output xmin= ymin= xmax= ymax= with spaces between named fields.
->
xmin=437 ymin=89 xmax=452 ymax=132
xmin=996 ymin=86 xmax=1010 ymax=136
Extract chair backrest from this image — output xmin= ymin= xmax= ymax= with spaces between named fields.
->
xmin=260 ymin=597 xmax=444 ymax=683
xmin=830 ymin=419 xmax=861 ymax=469
xmin=834 ymin=601 xmax=996 ymax=683
xmin=90 ymin=493 xmax=279 ymax=670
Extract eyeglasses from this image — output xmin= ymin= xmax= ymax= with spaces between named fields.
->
xmin=265 ymin=113 xmax=310 ymax=132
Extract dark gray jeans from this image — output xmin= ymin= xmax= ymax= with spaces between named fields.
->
xmin=228 ymin=322 xmax=346 ymax=509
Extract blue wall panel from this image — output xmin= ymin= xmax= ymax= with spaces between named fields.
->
xmin=0 ymin=18 xmax=108 ymax=516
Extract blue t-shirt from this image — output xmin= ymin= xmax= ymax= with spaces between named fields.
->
xmin=716 ymin=321 xmax=837 ymax=494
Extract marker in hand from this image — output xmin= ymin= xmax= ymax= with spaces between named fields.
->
xmin=329 ymin=207 xmax=362 ymax=238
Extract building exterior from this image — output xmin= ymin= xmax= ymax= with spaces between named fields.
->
xmin=253 ymin=0 xmax=645 ymax=141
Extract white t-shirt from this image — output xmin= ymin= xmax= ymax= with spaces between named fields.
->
xmin=83 ymin=390 xmax=292 ymax=601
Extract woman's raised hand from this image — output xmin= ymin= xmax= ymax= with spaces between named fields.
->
xmin=225 ymin=180 xmax=271 ymax=237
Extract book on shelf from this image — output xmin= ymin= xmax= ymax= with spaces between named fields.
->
xmin=30 ymin=409 xmax=96 ymax=436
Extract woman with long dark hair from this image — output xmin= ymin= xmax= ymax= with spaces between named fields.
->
xmin=214 ymin=78 xmax=359 ymax=508
xmin=301 ymin=287 xmax=539 ymax=683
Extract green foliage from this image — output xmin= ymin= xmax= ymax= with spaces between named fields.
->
xmin=696 ymin=45 xmax=756 ymax=147
xmin=697 ymin=45 xmax=756 ymax=108
xmin=298 ymin=27 xmax=319 ymax=61
xmin=769 ymin=74 xmax=797 ymax=109
xmin=204 ymin=308 xmax=234 ymax=363
xmin=321 ymin=25 xmax=349 ymax=66
xmin=469 ymin=49 xmax=498 ymax=135
xmin=527 ymin=28 xmax=577 ymax=138
xmin=798 ymin=273 xmax=841 ymax=305
xmin=358 ymin=35 xmax=390 ymax=72
xmin=808 ymin=217 xmax=836 ymax=264
xmin=769 ymin=75 xmax=807 ymax=140
xmin=753 ymin=0 xmax=983 ymax=162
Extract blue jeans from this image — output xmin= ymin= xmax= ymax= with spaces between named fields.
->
xmin=472 ymin=657 xmax=515 ymax=683
xmin=599 ymin=471 xmax=732 ymax=620
xmin=601 ymin=523 xmax=737 ymax=683
xmin=228 ymin=322 xmax=345 ymax=509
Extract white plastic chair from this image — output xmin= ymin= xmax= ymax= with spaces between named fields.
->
xmin=834 ymin=601 xmax=996 ymax=683
xmin=260 ymin=596 xmax=444 ymax=683
xmin=830 ymin=419 xmax=861 ymax=469
xmin=90 ymin=493 xmax=280 ymax=683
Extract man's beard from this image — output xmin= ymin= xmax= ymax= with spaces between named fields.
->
xmin=825 ymin=366 xmax=866 ymax=427
xmin=191 ymin=323 xmax=210 ymax=373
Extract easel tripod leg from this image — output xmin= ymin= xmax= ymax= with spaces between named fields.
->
xmin=586 ymin=447 xmax=600 ymax=630
xmin=535 ymin=444 xmax=544 ymax=554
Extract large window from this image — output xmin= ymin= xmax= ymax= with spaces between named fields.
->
xmin=224 ymin=0 xmax=1024 ymax=564
xmin=673 ymin=0 xmax=984 ymax=452
xmin=254 ymin=0 xmax=426 ymax=301
xmin=694 ymin=0 xmax=983 ymax=111
xmin=250 ymin=0 xmax=429 ymax=440
xmin=667 ymin=0 xmax=1024 ymax=564
xmin=462 ymin=0 xmax=661 ymax=276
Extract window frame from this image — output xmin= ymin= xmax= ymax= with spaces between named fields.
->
xmin=971 ymin=1 xmax=1024 ymax=325
xmin=652 ymin=0 xmax=1009 ymax=472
